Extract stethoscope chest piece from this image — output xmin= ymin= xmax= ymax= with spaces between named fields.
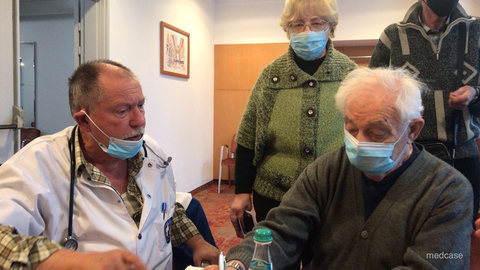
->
xmin=61 ymin=235 xmax=79 ymax=250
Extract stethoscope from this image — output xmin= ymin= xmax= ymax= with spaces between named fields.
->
xmin=60 ymin=125 xmax=172 ymax=250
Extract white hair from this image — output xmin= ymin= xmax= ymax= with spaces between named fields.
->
xmin=335 ymin=67 xmax=425 ymax=124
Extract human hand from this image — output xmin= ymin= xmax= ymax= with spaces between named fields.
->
xmin=204 ymin=266 xmax=220 ymax=270
xmin=449 ymin=86 xmax=477 ymax=110
xmin=230 ymin=193 xmax=253 ymax=238
xmin=34 ymin=249 xmax=147 ymax=270
xmin=474 ymin=218 xmax=480 ymax=238
xmin=187 ymin=234 xmax=221 ymax=266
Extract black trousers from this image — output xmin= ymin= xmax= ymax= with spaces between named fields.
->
xmin=454 ymin=156 xmax=480 ymax=225
xmin=253 ymin=190 xmax=313 ymax=270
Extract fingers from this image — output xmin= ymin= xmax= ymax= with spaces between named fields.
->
xmin=191 ymin=241 xmax=220 ymax=266
xmin=475 ymin=218 xmax=480 ymax=230
xmin=230 ymin=209 xmax=243 ymax=227
xmin=448 ymin=97 xmax=467 ymax=110
xmin=449 ymin=86 xmax=477 ymax=110
xmin=230 ymin=208 xmax=244 ymax=238
xmin=204 ymin=266 xmax=219 ymax=270
xmin=230 ymin=197 xmax=245 ymax=224
xmin=448 ymin=102 xmax=466 ymax=110
xmin=121 ymin=251 xmax=147 ymax=270
xmin=230 ymin=194 xmax=253 ymax=238
xmin=33 ymin=249 xmax=145 ymax=270
xmin=449 ymin=94 xmax=468 ymax=110
xmin=230 ymin=209 xmax=244 ymax=237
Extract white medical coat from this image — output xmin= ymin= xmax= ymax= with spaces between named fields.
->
xmin=0 ymin=126 xmax=176 ymax=269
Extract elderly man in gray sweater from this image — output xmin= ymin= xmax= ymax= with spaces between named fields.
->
xmin=207 ymin=68 xmax=473 ymax=270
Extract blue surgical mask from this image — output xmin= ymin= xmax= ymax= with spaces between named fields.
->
xmin=81 ymin=110 xmax=143 ymax=160
xmin=290 ymin=30 xmax=327 ymax=60
xmin=344 ymin=127 xmax=408 ymax=175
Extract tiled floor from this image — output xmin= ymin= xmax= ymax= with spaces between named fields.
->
xmin=193 ymin=182 xmax=242 ymax=254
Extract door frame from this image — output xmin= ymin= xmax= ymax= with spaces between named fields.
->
xmin=2 ymin=0 xmax=109 ymax=160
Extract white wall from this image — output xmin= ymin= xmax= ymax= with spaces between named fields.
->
xmin=20 ymin=15 xmax=75 ymax=135
xmin=462 ymin=1 xmax=480 ymax=16
xmin=0 ymin=1 xmax=15 ymax=164
xmin=109 ymin=0 xmax=215 ymax=192
xmin=215 ymin=0 xmax=286 ymax=44
xmin=215 ymin=0 xmax=480 ymax=44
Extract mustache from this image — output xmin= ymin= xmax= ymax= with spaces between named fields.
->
xmin=122 ymin=127 xmax=145 ymax=140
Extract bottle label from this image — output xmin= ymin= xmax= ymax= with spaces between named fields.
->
xmin=249 ymin=259 xmax=273 ymax=270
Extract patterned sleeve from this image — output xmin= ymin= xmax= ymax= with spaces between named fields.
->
xmin=170 ymin=202 xmax=200 ymax=247
xmin=0 ymin=225 xmax=63 ymax=269
xmin=235 ymin=79 xmax=260 ymax=152
xmin=369 ymin=31 xmax=392 ymax=68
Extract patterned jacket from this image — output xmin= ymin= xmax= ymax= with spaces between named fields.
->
xmin=370 ymin=2 xmax=480 ymax=159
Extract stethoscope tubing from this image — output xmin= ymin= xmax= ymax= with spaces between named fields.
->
xmin=62 ymin=126 xmax=171 ymax=250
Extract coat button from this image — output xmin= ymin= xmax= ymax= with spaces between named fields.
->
xmin=138 ymin=233 xmax=143 ymax=239
xmin=148 ymin=163 xmax=153 ymax=168
xmin=271 ymin=76 xmax=279 ymax=83
xmin=306 ymin=108 xmax=315 ymax=117
xmin=308 ymin=80 xmax=317 ymax=87
xmin=361 ymin=230 xmax=369 ymax=239
xmin=304 ymin=147 xmax=312 ymax=154
xmin=290 ymin=74 xmax=297 ymax=81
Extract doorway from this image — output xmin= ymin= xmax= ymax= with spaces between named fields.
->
xmin=20 ymin=0 xmax=75 ymax=135
xmin=18 ymin=0 xmax=108 ymax=136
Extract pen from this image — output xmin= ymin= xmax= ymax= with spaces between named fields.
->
xmin=219 ymin=252 xmax=226 ymax=270
xmin=162 ymin=202 xmax=167 ymax=220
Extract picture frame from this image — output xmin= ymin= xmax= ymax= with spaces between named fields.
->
xmin=160 ymin=21 xmax=190 ymax=79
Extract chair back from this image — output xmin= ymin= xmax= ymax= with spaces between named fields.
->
xmin=230 ymin=134 xmax=237 ymax=156
xmin=21 ymin=128 xmax=41 ymax=148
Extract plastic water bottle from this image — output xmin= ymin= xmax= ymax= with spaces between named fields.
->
xmin=249 ymin=228 xmax=273 ymax=270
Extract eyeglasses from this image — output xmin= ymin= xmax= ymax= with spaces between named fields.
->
xmin=289 ymin=18 xmax=329 ymax=33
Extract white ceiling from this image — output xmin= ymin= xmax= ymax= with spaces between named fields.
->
xmin=20 ymin=0 xmax=74 ymax=18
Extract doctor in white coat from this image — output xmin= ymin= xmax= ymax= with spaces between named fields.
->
xmin=0 ymin=60 xmax=219 ymax=269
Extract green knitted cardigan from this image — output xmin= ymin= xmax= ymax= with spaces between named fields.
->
xmin=236 ymin=40 xmax=357 ymax=201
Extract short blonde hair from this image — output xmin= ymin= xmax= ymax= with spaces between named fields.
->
xmin=280 ymin=0 xmax=339 ymax=39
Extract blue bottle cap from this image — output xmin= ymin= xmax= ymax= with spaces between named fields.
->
xmin=253 ymin=228 xmax=272 ymax=243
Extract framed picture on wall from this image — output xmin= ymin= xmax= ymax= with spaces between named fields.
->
xmin=160 ymin=21 xmax=190 ymax=79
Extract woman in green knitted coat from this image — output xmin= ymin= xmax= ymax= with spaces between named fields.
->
xmin=229 ymin=0 xmax=356 ymax=256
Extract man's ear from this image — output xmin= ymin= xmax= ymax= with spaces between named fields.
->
xmin=407 ymin=118 xmax=425 ymax=143
xmin=73 ymin=110 xmax=92 ymax=133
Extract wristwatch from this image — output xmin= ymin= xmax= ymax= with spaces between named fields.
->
xmin=226 ymin=261 xmax=245 ymax=270
xmin=471 ymin=86 xmax=480 ymax=105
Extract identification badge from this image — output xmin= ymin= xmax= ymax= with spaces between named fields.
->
xmin=164 ymin=217 xmax=172 ymax=244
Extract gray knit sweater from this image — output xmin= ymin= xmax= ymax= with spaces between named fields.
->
xmin=369 ymin=2 xmax=480 ymax=159
xmin=227 ymin=145 xmax=473 ymax=269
